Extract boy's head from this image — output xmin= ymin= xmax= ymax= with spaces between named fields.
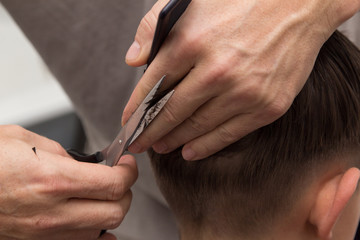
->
xmin=149 ymin=31 xmax=360 ymax=240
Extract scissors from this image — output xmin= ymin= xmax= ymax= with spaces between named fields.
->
xmin=67 ymin=0 xmax=192 ymax=166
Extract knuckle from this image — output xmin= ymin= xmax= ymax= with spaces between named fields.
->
xmin=235 ymin=82 xmax=291 ymax=121
xmin=107 ymin=210 xmax=124 ymax=229
xmin=233 ymin=81 xmax=269 ymax=108
xmin=39 ymin=172 xmax=69 ymax=197
xmin=200 ymin=59 xmax=233 ymax=88
xmin=50 ymin=140 xmax=65 ymax=153
xmin=177 ymin=30 xmax=203 ymax=55
xmin=161 ymin=105 xmax=181 ymax=125
xmin=262 ymin=98 xmax=291 ymax=121
xmin=107 ymin=193 xmax=132 ymax=229
xmin=188 ymin=113 xmax=212 ymax=133
xmin=7 ymin=124 xmax=24 ymax=132
xmin=137 ymin=10 xmax=158 ymax=38
xmin=173 ymin=23 xmax=212 ymax=59
xmin=3 ymin=125 xmax=27 ymax=138
xmin=107 ymin=175 xmax=125 ymax=200
xmin=85 ymin=230 xmax=101 ymax=240
xmin=241 ymin=83 xmax=265 ymax=103
xmin=217 ymin=126 xmax=238 ymax=144
xmin=31 ymin=215 xmax=59 ymax=232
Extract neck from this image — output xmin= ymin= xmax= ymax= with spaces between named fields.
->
xmin=179 ymin=225 xmax=254 ymax=240
xmin=178 ymin=218 xmax=318 ymax=240
xmin=180 ymin=229 xmax=317 ymax=240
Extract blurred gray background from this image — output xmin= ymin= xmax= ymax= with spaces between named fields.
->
xmin=0 ymin=4 xmax=85 ymax=149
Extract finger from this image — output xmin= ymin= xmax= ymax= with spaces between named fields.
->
xmin=122 ymin=48 xmax=194 ymax=128
xmin=151 ymin=72 xmax=276 ymax=153
xmin=122 ymin=5 xmax=195 ymax=126
xmin=44 ymin=230 xmax=100 ymax=240
xmin=125 ymin=0 xmax=170 ymax=66
xmin=17 ymin=192 xmax=133 ymax=232
xmin=61 ymin=192 xmax=132 ymax=230
xmin=39 ymin=230 xmax=101 ymax=240
xmin=180 ymin=113 xmax=269 ymax=160
xmin=127 ymin=63 xmax=221 ymax=153
xmin=98 ymin=232 xmax=117 ymax=240
xmin=67 ymin=154 xmax=137 ymax=200
xmin=7 ymin=222 xmax=105 ymax=240
xmin=70 ymin=154 xmax=138 ymax=200
xmin=179 ymin=90 xmax=292 ymax=160
xmin=36 ymin=151 xmax=138 ymax=200
xmin=152 ymin=93 xmax=247 ymax=154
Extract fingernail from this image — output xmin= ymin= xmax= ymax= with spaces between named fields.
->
xmin=128 ymin=142 xmax=142 ymax=153
xmin=153 ymin=141 xmax=168 ymax=153
xmin=182 ymin=147 xmax=196 ymax=161
xmin=126 ymin=41 xmax=141 ymax=61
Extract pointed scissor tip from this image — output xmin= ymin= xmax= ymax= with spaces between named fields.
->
xmin=147 ymin=75 xmax=167 ymax=99
xmin=155 ymin=75 xmax=167 ymax=90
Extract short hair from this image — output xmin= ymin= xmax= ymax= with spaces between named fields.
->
xmin=148 ymin=31 xmax=360 ymax=238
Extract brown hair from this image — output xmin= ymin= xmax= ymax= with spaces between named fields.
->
xmin=149 ymin=31 xmax=360 ymax=238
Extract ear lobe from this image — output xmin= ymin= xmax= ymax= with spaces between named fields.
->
xmin=309 ymin=167 xmax=360 ymax=240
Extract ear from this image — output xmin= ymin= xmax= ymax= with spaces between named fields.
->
xmin=309 ymin=167 xmax=360 ymax=240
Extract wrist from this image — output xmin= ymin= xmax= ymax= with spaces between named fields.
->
xmin=331 ymin=0 xmax=360 ymax=28
xmin=299 ymin=0 xmax=360 ymax=44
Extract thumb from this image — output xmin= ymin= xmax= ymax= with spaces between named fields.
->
xmin=125 ymin=0 xmax=169 ymax=66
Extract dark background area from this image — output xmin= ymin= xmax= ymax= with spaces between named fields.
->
xmin=26 ymin=112 xmax=86 ymax=151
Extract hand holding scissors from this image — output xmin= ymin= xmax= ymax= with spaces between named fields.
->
xmin=67 ymin=0 xmax=192 ymax=166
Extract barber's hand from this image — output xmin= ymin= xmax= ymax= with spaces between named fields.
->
xmin=0 ymin=125 xmax=137 ymax=240
xmin=123 ymin=0 xmax=360 ymax=160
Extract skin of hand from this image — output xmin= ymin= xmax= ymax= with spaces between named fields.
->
xmin=0 ymin=125 xmax=138 ymax=240
xmin=98 ymin=233 xmax=117 ymax=240
xmin=123 ymin=0 xmax=360 ymax=160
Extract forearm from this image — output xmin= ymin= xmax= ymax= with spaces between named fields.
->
xmin=253 ymin=0 xmax=360 ymax=43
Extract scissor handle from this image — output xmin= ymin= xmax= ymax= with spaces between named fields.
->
xmin=66 ymin=149 xmax=104 ymax=163
xmin=147 ymin=0 xmax=192 ymax=67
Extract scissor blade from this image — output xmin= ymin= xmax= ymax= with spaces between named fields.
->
xmin=129 ymin=89 xmax=175 ymax=145
xmin=103 ymin=76 xmax=167 ymax=166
